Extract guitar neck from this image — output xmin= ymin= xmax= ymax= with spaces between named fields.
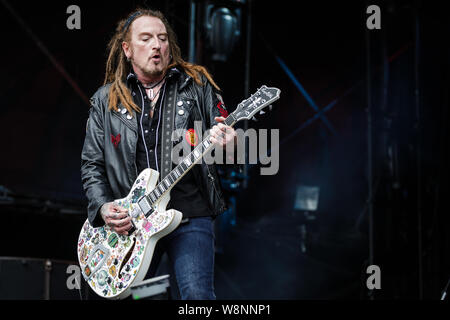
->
xmin=142 ymin=84 xmax=281 ymax=209
xmin=144 ymin=113 xmax=238 ymax=205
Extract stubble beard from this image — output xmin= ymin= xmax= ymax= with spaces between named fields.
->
xmin=145 ymin=67 xmax=163 ymax=78
xmin=129 ymin=53 xmax=165 ymax=80
xmin=140 ymin=60 xmax=166 ymax=80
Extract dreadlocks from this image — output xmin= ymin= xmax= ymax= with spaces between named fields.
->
xmin=103 ymin=8 xmax=220 ymax=114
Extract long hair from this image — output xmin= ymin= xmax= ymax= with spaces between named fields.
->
xmin=104 ymin=8 xmax=220 ymax=113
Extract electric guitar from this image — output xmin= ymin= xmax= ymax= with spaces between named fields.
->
xmin=77 ymin=85 xmax=281 ymax=299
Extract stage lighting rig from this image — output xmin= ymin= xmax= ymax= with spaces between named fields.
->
xmin=204 ymin=0 xmax=245 ymax=61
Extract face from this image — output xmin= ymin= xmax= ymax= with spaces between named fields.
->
xmin=122 ymin=16 xmax=171 ymax=80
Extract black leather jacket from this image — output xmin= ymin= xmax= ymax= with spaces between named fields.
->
xmin=81 ymin=67 xmax=228 ymax=227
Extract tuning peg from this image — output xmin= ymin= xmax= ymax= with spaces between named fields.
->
xmin=251 ymin=116 xmax=258 ymax=122
xmin=268 ymin=105 xmax=273 ymax=111
xmin=259 ymin=110 xmax=265 ymax=115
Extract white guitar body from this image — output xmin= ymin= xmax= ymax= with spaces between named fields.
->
xmin=77 ymin=168 xmax=182 ymax=300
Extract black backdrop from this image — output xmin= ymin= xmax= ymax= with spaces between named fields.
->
xmin=0 ymin=0 xmax=449 ymax=299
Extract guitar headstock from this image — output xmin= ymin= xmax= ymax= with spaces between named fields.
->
xmin=232 ymin=85 xmax=281 ymax=122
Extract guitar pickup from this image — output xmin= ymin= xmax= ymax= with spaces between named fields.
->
xmin=138 ymin=196 xmax=156 ymax=218
xmin=138 ymin=196 xmax=152 ymax=216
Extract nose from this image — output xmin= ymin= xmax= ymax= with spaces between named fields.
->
xmin=152 ymin=37 xmax=161 ymax=50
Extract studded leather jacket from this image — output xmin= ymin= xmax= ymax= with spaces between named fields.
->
xmin=81 ymin=67 xmax=229 ymax=227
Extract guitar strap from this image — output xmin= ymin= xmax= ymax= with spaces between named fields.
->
xmin=159 ymin=78 xmax=178 ymax=181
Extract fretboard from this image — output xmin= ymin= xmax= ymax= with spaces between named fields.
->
xmin=144 ymin=114 xmax=237 ymax=207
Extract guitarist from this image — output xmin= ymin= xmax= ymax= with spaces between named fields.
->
xmin=81 ymin=8 xmax=238 ymax=299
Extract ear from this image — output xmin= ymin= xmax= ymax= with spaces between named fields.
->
xmin=122 ymin=41 xmax=131 ymax=60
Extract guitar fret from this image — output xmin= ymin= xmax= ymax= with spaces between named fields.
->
xmin=150 ymin=193 xmax=156 ymax=202
xmin=164 ymin=179 xmax=170 ymax=188
xmin=184 ymin=158 xmax=191 ymax=166
xmin=154 ymin=189 xmax=160 ymax=197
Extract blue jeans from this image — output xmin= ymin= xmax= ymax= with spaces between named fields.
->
xmin=146 ymin=216 xmax=216 ymax=300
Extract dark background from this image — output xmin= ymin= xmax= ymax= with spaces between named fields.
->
xmin=0 ymin=0 xmax=449 ymax=300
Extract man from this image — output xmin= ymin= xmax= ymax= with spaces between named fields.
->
xmin=81 ymin=8 xmax=238 ymax=300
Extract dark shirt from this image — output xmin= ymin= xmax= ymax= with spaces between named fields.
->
xmin=127 ymin=72 xmax=212 ymax=218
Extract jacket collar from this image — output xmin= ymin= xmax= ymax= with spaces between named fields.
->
xmin=126 ymin=66 xmax=191 ymax=91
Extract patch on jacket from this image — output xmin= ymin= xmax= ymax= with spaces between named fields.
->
xmin=185 ymin=128 xmax=198 ymax=146
xmin=111 ymin=133 xmax=121 ymax=148
xmin=216 ymin=93 xmax=228 ymax=118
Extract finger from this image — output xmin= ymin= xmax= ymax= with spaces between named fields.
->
xmin=223 ymin=134 xmax=233 ymax=143
xmin=227 ymin=129 xmax=237 ymax=139
xmin=120 ymin=221 xmax=133 ymax=230
xmin=210 ymin=136 xmax=222 ymax=145
xmin=115 ymin=222 xmax=132 ymax=235
xmin=217 ymin=123 xmax=229 ymax=131
xmin=109 ymin=212 xmax=129 ymax=221
xmin=210 ymin=127 xmax=220 ymax=139
xmin=211 ymin=125 xmax=220 ymax=133
xmin=214 ymin=116 xmax=226 ymax=123
xmin=110 ymin=219 xmax=130 ymax=229
xmin=112 ymin=204 xmax=128 ymax=213
xmin=213 ymin=126 xmax=229 ymax=138
xmin=115 ymin=223 xmax=132 ymax=233
xmin=211 ymin=127 xmax=226 ymax=142
xmin=214 ymin=130 xmax=226 ymax=140
xmin=109 ymin=217 xmax=131 ymax=227
xmin=213 ymin=136 xmax=225 ymax=146
xmin=115 ymin=229 xmax=128 ymax=236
